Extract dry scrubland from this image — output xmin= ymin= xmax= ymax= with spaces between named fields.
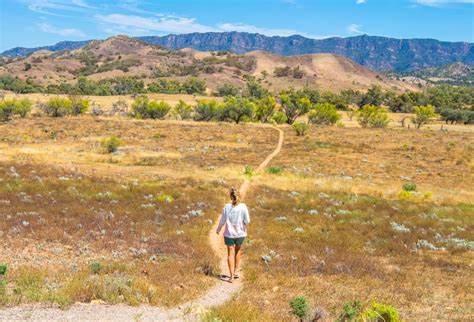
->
xmin=0 ymin=117 xmax=275 ymax=308
xmin=0 ymin=114 xmax=473 ymax=320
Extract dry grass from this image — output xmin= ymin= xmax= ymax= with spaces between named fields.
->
xmin=0 ymin=117 xmax=276 ymax=308
xmin=203 ymin=124 xmax=474 ymax=321
xmin=0 ymin=115 xmax=472 ymax=320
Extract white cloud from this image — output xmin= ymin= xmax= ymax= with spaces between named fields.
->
xmin=356 ymin=0 xmax=367 ymax=4
xmin=96 ymin=13 xmax=331 ymax=39
xmin=25 ymin=0 xmax=94 ymax=15
xmin=347 ymin=24 xmax=363 ymax=34
xmin=95 ymin=14 xmax=216 ymax=35
xmin=412 ymin=0 xmax=473 ymax=6
xmin=38 ymin=22 xmax=86 ymax=37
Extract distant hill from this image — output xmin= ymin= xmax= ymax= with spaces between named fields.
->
xmin=405 ymin=62 xmax=474 ymax=86
xmin=0 ymin=35 xmax=419 ymax=93
xmin=2 ymin=32 xmax=473 ymax=73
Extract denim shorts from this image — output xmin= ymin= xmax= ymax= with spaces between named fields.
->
xmin=224 ymin=236 xmax=245 ymax=246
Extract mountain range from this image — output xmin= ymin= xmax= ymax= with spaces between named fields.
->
xmin=2 ymin=32 xmax=473 ymax=73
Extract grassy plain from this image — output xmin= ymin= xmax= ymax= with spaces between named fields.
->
xmin=0 ymin=105 xmax=473 ymax=320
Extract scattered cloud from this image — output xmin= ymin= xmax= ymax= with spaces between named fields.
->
xmin=412 ymin=0 xmax=473 ymax=6
xmin=347 ymin=24 xmax=363 ymax=34
xmin=95 ymin=13 xmax=330 ymax=39
xmin=38 ymin=22 xmax=86 ymax=37
xmin=356 ymin=0 xmax=367 ymax=4
xmin=24 ymin=0 xmax=94 ymax=15
xmin=95 ymin=14 xmax=215 ymax=35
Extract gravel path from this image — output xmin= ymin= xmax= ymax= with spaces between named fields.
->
xmin=0 ymin=126 xmax=284 ymax=322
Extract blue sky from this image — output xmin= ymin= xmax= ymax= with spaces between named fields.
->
xmin=0 ymin=0 xmax=473 ymax=51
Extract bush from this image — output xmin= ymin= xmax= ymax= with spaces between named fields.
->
xmin=90 ymin=262 xmax=102 ymax=274
xmin=216 ymin=83 xmax=240 ymax=97
xmin=272 ymin=111 xmax=288 ymax=124
xmin=338 ymin=301 xmax=362 ymax=321
xmin=411 ymin=104 xmax=438 ymax=129
xmin=244 ymin=165 xmax=254 ymax=176
xmin=101 ymin=135 xmax=121 ymax=153
xmin=147 ymin=101 xmax=171 ymax=119
xmin=265 ymin=166 xmax=282 ymax=174
xmin=293 ymin=122 xmax=309 ymax=136
xmin=0 ymin=100 xmax=16 ymax=121
xmin=361 ymin=301 xmax=400 ymax=322
xmin=13 ymin=99 xmax=33 ymax=118
xmin=41 ymin=97 xmax=72 ymax=117
xmin=0 ymin=263 xmax=7 ymax=276
xmin=289 ymin=296 xmax=310 ymax=319
xmin=222 ymin=96 xmax=255 ymax=124
xmin=357 ymin=105 xmax=389 ymax=128
xmin=193 ymin=99 xmax=223 ymax=121
xmin=174 ymin=100 xmax=193 ymax=120
xmin=402 ymin=183 xmax=417 ymax=192
xmin=255 ymin=96 xmax=276 ymax=123
xmin=308 ymin=103 xmax=341 ymax=125
xmin=69 ymin=96 xmax=89 ymax=116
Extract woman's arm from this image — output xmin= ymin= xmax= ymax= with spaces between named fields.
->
xmin=216 ymin=206 xmax=227 ymax=234
xmin=243 ymin=204 xmax=250 ymax=225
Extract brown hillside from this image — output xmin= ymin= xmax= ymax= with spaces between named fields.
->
xmin=0 ymin=35 xmax=419 ymax=93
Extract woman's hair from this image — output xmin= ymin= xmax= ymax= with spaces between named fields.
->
xmin=230 ymin=187 xmax=240 ymax=205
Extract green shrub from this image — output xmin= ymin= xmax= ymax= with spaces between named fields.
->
xmin=265 ymin=166 xmax=282 ymax=174
xmin=357 ymin=105 xmax=389 ymax=128
xmin=147 ymin=101 xmax=171 ymax=119
xmin=193 ymin=99 xmax=223 ymax=121
xmin=41 ymin=97 xmax=73 ymax=117
xmin=338 ymin=301 xmax=362 ymax=321
xmin=411 ymin=104 xmax=438 ymax=129
xmin=308 ymin=103 xmax=341 ymax=125
xmin=101 ymin=135 xmax=121 ymax=153
xmin=222 ymin=96 xmax=255 ymax=124
xmin=13 ymin=99 xmax=33 ymax=118
xmin=0 ymin=263 xmax=7 ymax=276
xmin=244 ymin=165 xmax=254 ymax=176
xmin=0 ymin=100 xmax=15 ymax=121
xmin=272 ymin=111 xmax=288 ymax=124
xmin=293 ymin=122 xmax=309 ymax=136
xmin=90 ymin=262 xmax=102 ymax=275
xmin=131 ymin=95 xmax=150 ymax=118
xmin=174 ymin=100 xmax=193 ymax=120
xmin=255 ymin=96 xmax=276 ymax=123
xmin=361 ymin=301 xmax=400 ymax=322
xmin=289 ymin=296 xmax=310 ymax=319
xmin=402 ymin=183 xmax=417 ymax=192
xmin=69 ymin=96 xmax=90 ymax=116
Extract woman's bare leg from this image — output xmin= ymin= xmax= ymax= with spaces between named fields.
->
xmin=234 ymin=244 xmax=242 ymax=276
xmin=227 ymin=245 xmax=235 ymax=282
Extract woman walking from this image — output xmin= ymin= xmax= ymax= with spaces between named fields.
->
xmin=216 ymin=188 xmax=250 ymax=283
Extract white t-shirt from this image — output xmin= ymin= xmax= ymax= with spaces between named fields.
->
xmin=216 ymin=203 xmax=250 ymax=238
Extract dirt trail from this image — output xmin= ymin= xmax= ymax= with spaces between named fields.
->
xmin=0 ymin=126 xmax=284 ymax=322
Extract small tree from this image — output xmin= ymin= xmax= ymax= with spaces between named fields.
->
xmin=222 ymin=96 xmax=255 ymax=124
xmin=272 ymin=111 xmax=288 ymax=124
xmin=280 ymin=92 xmax=311 ymax=124
xmin=357 ymin=105 xmax=389 ymax=128
xmin=13 ymin=99 xmax=33 ymax=118
xmin=69 ymin=96 xmax=89 ymax=116
xmin=0 ymin=100 xmax=15 ymax=122
xmin=308 ymin=103 xmax=341 ymax=125
xmin=147 ymin=101 xmax=171 ymax=119
xmin=23 ymin=62 xmax=32 ymax=71
xmin=42 ymin=97 xmax=73 ymax=117
xmin=411 ymin=104 xmax=438 ymax=129
xmin=293 ymin=122 xmax=309 ymax=136
xmin=255 ymin=95 xmax=276 ymax=123
xmin=194 ymin=99 xmax=223 ymax=121
xmin=174 ymin=100 xmax=193 ymax=120
xmin=216 ymin=83 xmax=240 ymax=97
